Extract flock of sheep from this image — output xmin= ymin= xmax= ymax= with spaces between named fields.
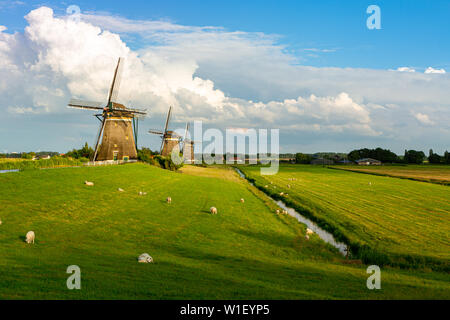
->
xmin=3 ymin=177 xmax=314 ymax=265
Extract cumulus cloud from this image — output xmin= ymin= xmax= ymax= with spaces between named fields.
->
xmin=0 ymin=6 xmax=449 ymax=153
xmin=414 ymin=112 xmax=435 ymax=125
xmin=424 ymin=67 xmax=446 ymax=74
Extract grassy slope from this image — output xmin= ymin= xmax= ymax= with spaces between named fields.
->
xmin=0 ymin=163 xmax=449 ymax=299
xmin=240 ymin=165 xmax=450 ymax=267
xmin=332 ymin=165 xmax=450 ymax=185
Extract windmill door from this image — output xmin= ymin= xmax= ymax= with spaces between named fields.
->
xmin=113 ymin=151 xmax=118 ymax=161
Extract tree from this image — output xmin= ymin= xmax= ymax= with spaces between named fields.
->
xmin=444 ymin=151 xmax=450 ymax=165
xmin=428 ymin=149 xmax=442 ymax=164
xmin=295 ymin=153 xmax=312 ymax=164
xmin=404 ymin=150 xmax=425 ymax=164
xmin=347 ymin=148 xmax=400 ymax=163
xmin=65 ymin=142 xmax=94 ymax=160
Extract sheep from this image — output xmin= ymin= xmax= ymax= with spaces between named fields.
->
xmin=138 ymin=253 xmax=153 ymax=263
xmin=264 ymin=185 xmax=269 ymax=188
xmin=25 ymin=231 xmax=35 ymax=244
xmin=305 ymin=235 xmax=310 ymax=241
xmin=210 ymin=207 xmax=218 ymax=215
xmin=276 ymin=209 xmax=280 ymax=214
xmin=118 ymin=188 xmax=124 ymax=192
xmin=0 ymin=219 xmax=2 ymax=225
xmin=139 ymin=191 xmax=147 ymax=196
xmin=84 ymin=181 xmax=94 ymax=186
xmin=306 ymin=228 xmax=314 ymax=235
xmin=166 ymin=197 xmax=172 ymax=204
xmin=240 ymin=198 xmax=245 ymax=203
xmin=279 ymin=192 xmax=284 ymax=196
xmin=282 ymin=210 xmax=288 ymax=215
xmin=287 ymin=184 xmax=291 ymax=189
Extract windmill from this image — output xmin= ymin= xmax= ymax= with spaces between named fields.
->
xmin=182 ymin=122 xmax=195 ymax=164
xmin=68 ymin=58 xmax=147 ymax=161
xmin=149 ymin=106 xmax=181 ymax=157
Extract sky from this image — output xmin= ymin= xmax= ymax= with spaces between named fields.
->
xmin=0 ymin=0 xmax=449 ymax=154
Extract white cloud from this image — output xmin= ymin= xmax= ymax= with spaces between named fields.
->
xmin=424 ymin=67 xmax=446 ymax=74
xmin=414 ymin=112 xmax=435 ymax=125
xmin=0 ymin=6 xmax=449 ymax=153
xmin=396 ymin=67 xmax=416 ymax=73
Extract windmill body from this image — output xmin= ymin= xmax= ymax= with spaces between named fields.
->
xmin=182 ymin=122 xmax=195 ymax=164
xmin=68 ymin=58 xmax=147 ymax=161
xmin=149 ymin=106 xmax=181 ymax=157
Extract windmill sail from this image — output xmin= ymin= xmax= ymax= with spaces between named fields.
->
xmin=68 ymin=99 xmax=104 ymax=110
xmin=107 ymin=57 xmax=124 ymax=104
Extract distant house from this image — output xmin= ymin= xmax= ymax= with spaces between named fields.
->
xmin=37 ymin=155 xmax=51 ymax=160
xmin=311 ymin=158 xmax=334 ymax=165
xmin=338 ymin=159 xmax=353 ymax=165
xmin=355 ymin=158 xmax=381 ymax=166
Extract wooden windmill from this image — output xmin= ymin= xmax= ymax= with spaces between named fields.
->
xmin=149 ymin=106 xmax=181 ymax=157
xmin=182 ymin=122 xmax=195 ymax=164
xmin=68 ymin=58 xmax=147 ymax=161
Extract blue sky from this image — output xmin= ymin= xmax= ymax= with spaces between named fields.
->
xmin=2 ymin=0 xmax=449 ymax=70
xmin=0 ymin=1 xmax=449 ymax=154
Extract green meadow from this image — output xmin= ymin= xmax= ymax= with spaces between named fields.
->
xmin=0 ymin=163 xmax=449 ymax=299
xmin=240 ymin=164 xmax=450 ymax=270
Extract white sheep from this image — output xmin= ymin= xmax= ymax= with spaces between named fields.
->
xmin=84 ymin=181 xmax=94 ymax=186
xmin=240 ymin=198 xmax=245 ymax=203
xmin=280 ymin=192 xmax=284 ymax=196
xmin=276 ymin=209 xmax=280 ymax=214
xmin=167 ymin=197 xmax=172 ymax=204
xmin=118 ymin=188 xmax=124 ymax=192
xmin=139 ymin=191 xmax=147 ymax=196
xmin=305 ymin=235 xmax=310 ymax=241
xmin=210 ymin=207 xmax=218 ymax=215
xmin=306 ymin=228 xmax=314 ymax=235
xmin=0 ymin=219 xmax=2 ymax=225
xmin=282 ymin=210 xmax=288 ymax=215
xmin=138 ymin=253 xmax=153 ymax=263
xmin=264 ymin=185 xmax=269 ymax=188
xmin=25 ymin=231 xmax=35 ymax=244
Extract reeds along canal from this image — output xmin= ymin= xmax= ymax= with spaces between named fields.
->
xmin=234 ymin=167 xmax=348 ymax=256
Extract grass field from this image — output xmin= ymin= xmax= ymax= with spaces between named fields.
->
xmin=0 ymin=163 xmax=449 ymax=299
xmin=332 ymin=165 xmax=450 ymax=185
xmin=240 ymin=165 xmax=450 ymax=269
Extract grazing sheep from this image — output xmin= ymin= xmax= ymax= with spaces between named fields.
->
xmin=0 ymin=219 xmax=2 ymax=225
xmin=166 ymin=197 xmax=172 ymax=204
xmin=369 ymin=182 xmax=372 ymax=186
xmin=138 ymin=253 xmax=153 ymax=263
xmin=306 ymin=228 xmax=314 ymax=235
xmin=118 ymin=188 xmax=124 ymax=192
xmin=282 ymin=210 xmax=288 ymax=215
xmin=139 ymin=191 xmax=147 ymax=196
xmin=84 ymin=181 xmax=94 ymax=186
xmin=264 ymin=185 xmax=269 ymax=188
xmin=210 ymin=207 xmax=218 ymax=215
xmin=25 ymin=231 xmax=35 ymax=244
xmin=280 ymin=192 xmax=284 ymax=196
xmin=287 ymin=184 xmax=291 ymax=188
xmin=276 ymin=210 xmax=280 ymax=214
xmin=305 ymin=235 xmax=310 ymax=241
xmin=240 ymin=198 xmax=245 ymax=203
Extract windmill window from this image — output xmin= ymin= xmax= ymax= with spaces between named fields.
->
xmin=125 ymin=136 xmax=129 ymax=140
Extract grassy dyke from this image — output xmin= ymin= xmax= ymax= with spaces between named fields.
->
xmin=1 ymin=163 xmax=449 ymax=299
xmin=239 ymin=165 xmax=450 ymax=271
xmin=0 ymin=157 xmax=86 ymax=171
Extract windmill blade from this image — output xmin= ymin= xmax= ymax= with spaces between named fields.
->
xmin=160 ymin=135 xmax=165 ymax=154
xmin=149 ymin=130 xmax=163 ymax=135
xmin=184 ymin=122 xmax=190 ymax=141
xmin=163 ymin=106 xmax=172 ymax=133
xmin=107 ymin=57 xmax=124 ymax=104
xmin=68 ymin=99 xmax=104 ymax=110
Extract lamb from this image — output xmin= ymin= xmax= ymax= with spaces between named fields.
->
xmin=25 ymin=231 xmax=35 ymax=244
xmin=166 ymin=197 xmax=172 ymax=204
xmin=306 ymin=228 xmax=314 ymax=235
xmin=84 ymin=181 xmax=94 ymax=186
xmin=240 ymin=198 xmax=245 ymax=203
xmin=210 ymin=207 xmax=218 ymax=215
xmin=138 ymin=253 xmax=153 ymax=263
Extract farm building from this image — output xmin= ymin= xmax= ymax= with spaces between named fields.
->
xmin=355 ymin=158 xmax=382 ymax=165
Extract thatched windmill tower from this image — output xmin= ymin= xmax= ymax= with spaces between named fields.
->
xmin=182 ymin=122 xmax=195 ymax=164
xmin=149 ymin=106 xmax=181 ymax=157
xmin=68 ymin=58 xmax=147 ymax=161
